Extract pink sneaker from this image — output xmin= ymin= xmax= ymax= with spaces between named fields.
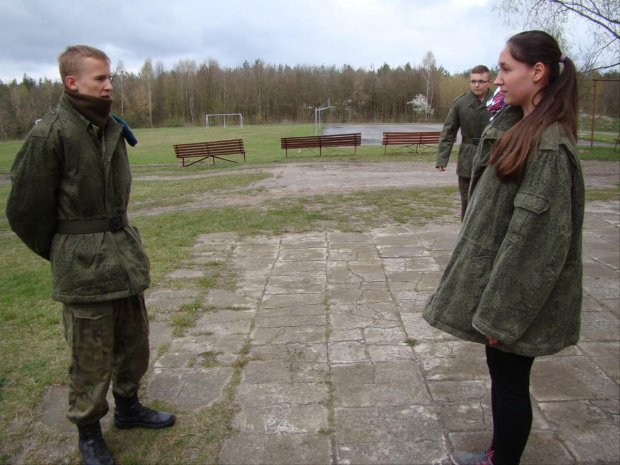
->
xmin=450 ymin=448 xmax=494 ymax=465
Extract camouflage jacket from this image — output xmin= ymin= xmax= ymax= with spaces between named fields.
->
xmin=436 ymin=88 xmax=493 ymax=178
xmin=424 ymin=106 xmax=585 ymax=357
xmin=6 ymin=94 xmax=150 ymax=304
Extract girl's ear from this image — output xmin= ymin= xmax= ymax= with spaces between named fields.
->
xmin=532 ymin=62 xmax=546 ymax=84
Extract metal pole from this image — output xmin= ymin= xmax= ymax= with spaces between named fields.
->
xmin=591 ymin=80 xmax=597 ymax=148
xmin=315 ymin=108 xmax=318 ymax=135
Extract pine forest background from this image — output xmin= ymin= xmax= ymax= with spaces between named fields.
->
xmin=1 ymin=57 xmax=618 ymax=141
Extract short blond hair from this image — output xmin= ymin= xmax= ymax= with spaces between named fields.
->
xmin=58 ymin=45 xmax=110 ymax=81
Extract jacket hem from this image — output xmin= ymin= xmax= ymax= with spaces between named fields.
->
xmin=422 ymin=312 xmax=578 ymax=357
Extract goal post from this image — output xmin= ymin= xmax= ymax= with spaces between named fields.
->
xmin=205 ymin=113 xmax=243 ymax=128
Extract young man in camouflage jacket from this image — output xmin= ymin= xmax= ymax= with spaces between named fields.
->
xmin=6 ymin=45 xmax=175 ymax=465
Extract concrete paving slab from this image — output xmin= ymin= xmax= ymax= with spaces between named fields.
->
xmin=204 ymin=289 xmax=257 ymax=308
xmin=336 ymin=405 xmax=443 ymax=443
xmin=579 ymin=310 xmax=620 ymax=341
xmin=253 ymin=325 xmax=327 ymax=345
xmin=530 ymin=356 xmax=619 ymax=401
xmin=146 ymin=288 xmax=200 ymax=311
xmin=336 ymin=439 xmax=449 ymax=465
xmin=539 ymin=401 xmax=620 ymax=463
xmin=419 ymin=356 xmax=489 ymax=381
xmin=265 ymin=274 xmax=326 ymax=294
xmin=147 ymin=367 xmax=233 ymax=411
xmin=219 ymin=434 xmax=331 ymax=465
xmin=234 ymin=382 xmax=328 ymax=407
xmin=232 ymin=403 xmax=329 ymax=434
xmin=250 ymin=343 xmax=328 ymax=363
xmin=272 ymin=260 xmax=326 ymax=274
xmin=257 ymin=303 xmax=326 ymax=318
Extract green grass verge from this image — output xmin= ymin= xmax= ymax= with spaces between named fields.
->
xmin=2 ymin=124 xmax=617 ymax=172
xmin=577 ymin=144 xmax=620 ymax=161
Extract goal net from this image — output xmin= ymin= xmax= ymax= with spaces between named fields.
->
xmin=205 ymin=113 xmax=243 ymax=128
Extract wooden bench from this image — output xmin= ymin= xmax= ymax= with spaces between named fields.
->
xmin=173 ymin=139 xmax=246 ymax=166
xmin=281 ymin=133 xmax=362 ymax=157
xmin=382 ymin=131 xmax=442 ymax=154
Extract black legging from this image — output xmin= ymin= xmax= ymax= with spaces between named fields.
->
xmin=486 ymin=345 xmax=535 ymax=465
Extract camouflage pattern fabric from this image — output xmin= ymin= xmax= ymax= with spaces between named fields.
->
xmin=424 ymin=106 xmax=585 ymax=357
xmin=6 ymin=94 xmax=150 ymax=303
xmin=436 ymin=88 xmax=493 ymax=178
xmin=63 ymin=294 xmax=149 ymax=425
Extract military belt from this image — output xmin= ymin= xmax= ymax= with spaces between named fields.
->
xmin=462 ymin=137 xmax=480 ymax=146
xmin=56 ymin=212 xmax=129 ymax=234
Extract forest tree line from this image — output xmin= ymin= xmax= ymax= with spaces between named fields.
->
xmin=0 ymin=54 xmax=618 ymax=141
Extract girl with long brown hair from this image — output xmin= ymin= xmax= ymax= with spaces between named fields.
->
xmin=423 ymin=30 xmax=584 ymax=465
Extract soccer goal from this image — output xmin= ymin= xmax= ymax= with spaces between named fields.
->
xmin=205 ymin=113 xmax=243 ymax=128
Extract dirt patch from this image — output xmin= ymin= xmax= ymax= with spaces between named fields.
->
xmin=132 ymin=160 xmax=619 ymax=217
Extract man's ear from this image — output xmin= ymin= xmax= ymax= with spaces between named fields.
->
xmin=532 ymin=62 xmax=546 ymax=83
xmin=65 ymin=75 xmax=78 ymax=91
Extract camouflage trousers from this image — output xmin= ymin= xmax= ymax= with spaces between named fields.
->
xmin=458 ymin=175 xmax=471 ymax=221
xmin=62 ymin=294 xmax=150 ymax=426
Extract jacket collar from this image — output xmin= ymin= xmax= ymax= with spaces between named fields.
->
xmin=59 ymin=95 xmax=124 ymax=157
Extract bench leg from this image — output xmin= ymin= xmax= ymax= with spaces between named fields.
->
xmin=212 ymin=156 xmax=237 ymax=164
xmin=182 ymin=156 xmax=210 ymax=167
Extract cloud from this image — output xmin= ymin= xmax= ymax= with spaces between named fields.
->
xmin=0 ymin=0 xmax=522 ymax=82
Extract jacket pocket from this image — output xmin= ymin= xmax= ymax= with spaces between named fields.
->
xmin=514 ymin=192 xmax=549 ymax=214
xmin=509 ymin=192 xmax=550 ymax=246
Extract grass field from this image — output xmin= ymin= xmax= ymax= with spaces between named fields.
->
xmin=1 ymin=123 xmax=618 ymax=170
xmin=0 ymin=123 xmax=618 ymax=464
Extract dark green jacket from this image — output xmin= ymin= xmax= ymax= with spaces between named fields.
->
xmin=6 ymin=95 xmax=150 ymax=304
xmin=424 ymin=106 xmax=585 ymax=357
xmin=436 ymin=89 xmax=493 ymax=178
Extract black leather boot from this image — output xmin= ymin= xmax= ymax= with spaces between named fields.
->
xmin=113 ymin=392 xmax=175 ymax=429
xmin=77 ymin=421 xmax=114 ymax=465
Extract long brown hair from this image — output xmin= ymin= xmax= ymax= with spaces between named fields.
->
xmin=489 ymin=31 xmax=578 ymax=181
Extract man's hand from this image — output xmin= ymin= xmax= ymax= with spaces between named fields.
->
xmin=437 ymin=166 xmax=446 ymax=172
xmin=486 ymin=335 xmax=499 ymax=345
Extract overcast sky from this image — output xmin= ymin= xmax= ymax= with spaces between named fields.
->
xmin=0 ymin=0 xmax=578 ymax=83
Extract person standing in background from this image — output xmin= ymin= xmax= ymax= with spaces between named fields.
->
xmin=436 ymin=65 xmax=493 ymax=220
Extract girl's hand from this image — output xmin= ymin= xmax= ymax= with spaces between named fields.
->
xmin=486 ymin=335 xmax=499 ymax=345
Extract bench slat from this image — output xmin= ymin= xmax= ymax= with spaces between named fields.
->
xmin=280 ymin=133 xmax=361 ymax=157
xmin=382 ymin=131 xmax=442 ymax=154
xmin=173 ymin=139 xmax=246 ymax=166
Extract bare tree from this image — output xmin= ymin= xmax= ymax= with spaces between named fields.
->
xmin=141 ymin=59 xmax=154 ymax=128
xmin=112 ymin=61 xmax=127 ymax=117
xmin=492 ymin=0 xmax=619 ymax=72
xmin=420 ymin=52 xmax=438 ymax=116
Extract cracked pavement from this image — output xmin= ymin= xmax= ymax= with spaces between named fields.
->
xmin=36 ymin=195 xmax=619 ymax=464
xmin=143 ymin=200 xmax=618 ymax=464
